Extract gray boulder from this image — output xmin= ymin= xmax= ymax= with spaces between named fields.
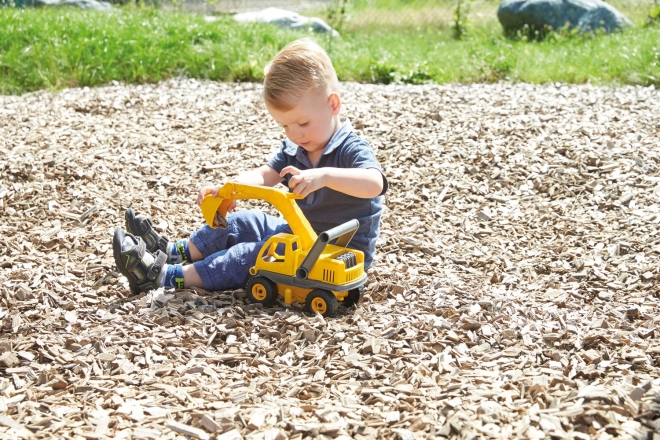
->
xmin=11 ymin=0 xmax=112 ymax=10
xmin=228 ymin=7 xmax=340 ymax=37
xmin=59 ymin=0 xmax=112 ymax=9
xmin=498 ymin=0 xmax=633 ymax=34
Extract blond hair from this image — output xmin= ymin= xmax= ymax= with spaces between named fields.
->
xmin=263 ymin=38 xmax=340 ymax=110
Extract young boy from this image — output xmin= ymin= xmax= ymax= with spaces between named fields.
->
xmin=113 ymin=38 xmax=388 ymax=295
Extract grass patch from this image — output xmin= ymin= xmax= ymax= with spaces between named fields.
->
xmin=329 ymin=25 xmax=660 ymax=86
xmin=0 ymin=7 xmax=297 ymax=94
xmin=331 ymin=0 xmax=499 ymax=32
xmin=0 ymin=3 xmax=659 ymax=94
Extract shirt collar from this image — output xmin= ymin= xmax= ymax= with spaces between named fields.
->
xmin=282 ymin=117 xmax=353 ymax=157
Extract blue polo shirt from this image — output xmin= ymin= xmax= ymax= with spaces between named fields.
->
xmin=267 ymin=119 xmax=388 ymax=269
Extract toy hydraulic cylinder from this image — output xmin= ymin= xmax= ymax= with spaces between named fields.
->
xmin=296 ymin=219 xmax=359 ymax=279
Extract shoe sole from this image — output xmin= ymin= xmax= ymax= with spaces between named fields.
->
xmin=112 ymin=227 xmax=140 ymax=296
xmin=124 ymin=208 xmax=140 ymax=238
xmin=125 ymin=208 xmax=164 ymax=254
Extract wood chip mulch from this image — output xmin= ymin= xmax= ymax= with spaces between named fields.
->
xmin=1 ymin=80 xmax=659 ymax=439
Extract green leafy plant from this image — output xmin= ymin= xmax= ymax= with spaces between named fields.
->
xmin=394 ymin=63 xmax=433 ymax=84
xmin=452 ymin=0 xmax=471 ymax=40
xmin=368 ymin=60 xmax=397 ymax=84
xmin=479 ymin=55 xmax=512 ymax=82
xmin=325 ymin=0 xmax=348 ymax=54
xmin=326 ymin=0 xmax=349 ymax=33
xmin=647 ymin=6 xmax=660 ymax=26
xmin=366 ymin=60 xmax=432 ymax=84
xmin=229 ymin=59 xmax=261 ymax=82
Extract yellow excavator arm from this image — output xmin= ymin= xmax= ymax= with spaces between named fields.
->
xmin=200 ymin=182 xmax=318 ymax=250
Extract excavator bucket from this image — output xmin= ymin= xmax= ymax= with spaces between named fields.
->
xmin=200 ymin=196 xmax=234 ymax=229
xmin=197 ymin=182 xmax=317 ymax=249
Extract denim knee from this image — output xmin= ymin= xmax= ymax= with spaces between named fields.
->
xmin=190 ymin=210 xmax=287 ymax=258
xmin=193 ymin=242 xmax=263 ymax=291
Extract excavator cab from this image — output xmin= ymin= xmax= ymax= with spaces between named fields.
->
xmin=257 ymin=233 xmax=302 ymax=275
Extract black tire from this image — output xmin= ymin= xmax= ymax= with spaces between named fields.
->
xmin=342 ymin=286 xmax=364 ymax=308
xmin=246 ymin=276 xmax=277 ymax=307
xmin=305 ymin=289 xmax=339 ymax=317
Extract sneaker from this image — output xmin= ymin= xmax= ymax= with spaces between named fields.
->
xmin=125 ymin=208 xmax=169 ymax=254
xmin=113 ymin=227 xmax=166 ymax=295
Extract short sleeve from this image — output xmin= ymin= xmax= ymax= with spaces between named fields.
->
xmin=340 ymin=139 xmax=388 ymax=195
xmin=340 ymin=140 xmax=381 ymax=171
xmin=266 ymin=142 xmax=288 ymax=174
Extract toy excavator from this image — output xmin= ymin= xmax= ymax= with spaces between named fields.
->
xmin=200 ymin=182 xmax=367 ymax=317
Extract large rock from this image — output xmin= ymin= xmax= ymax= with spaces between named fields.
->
xmin=498 ymin=0 xmax=633 ymax=34
xmin=227 ymin=7 xmax=339 ymax=37
xmin=9 ymin=0 xmax=112 ymax=10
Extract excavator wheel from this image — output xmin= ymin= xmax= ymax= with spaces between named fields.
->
xmin=342 ymin=286 xmax=364 ymax=308
xmin=246 ymin=276 xmax=277 ymax=307
xmin=305 ymin=289 xmax=338 ymax=317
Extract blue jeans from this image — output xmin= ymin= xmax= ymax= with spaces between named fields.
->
xmin=190 ymin=210 xmax=290 ymax=291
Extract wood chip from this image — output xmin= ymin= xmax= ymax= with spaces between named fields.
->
xmin=0 ymin=80 xmax=659 ymax=439
xmin=166 ymin=420 xmax=210 ymax=440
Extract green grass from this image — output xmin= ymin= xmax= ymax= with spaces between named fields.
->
xmin=0 ymin=7 xmax=298 ymax=94
xmin=0 ymin=3 xmax=659 ymax=94
xmin=330 ymin=25 xmax=660 ymax=85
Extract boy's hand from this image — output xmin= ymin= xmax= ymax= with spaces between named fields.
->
xmin=280 ymin=166 xmax=325 ymax=197
xmin=196 ymin=185 xmax=236 ymax=211
xmin=197 ymin=186 xmax=216 ymax=206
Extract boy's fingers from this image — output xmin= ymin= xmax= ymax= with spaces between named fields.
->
xmin=291 ymin=179 xmax=309 ymax=195
xmin=280 ymin=166 xmax=300 ymax=177
xmin=197 ymin=186 xmax=216 ymax=205
xmin=288 ymin=175 xmax=302 ymax=189
xmin=196 ymin=189 xmax=206 ymax=205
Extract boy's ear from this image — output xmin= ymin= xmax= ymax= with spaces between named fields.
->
xmin=328 ymin=93 xmax=341 ymax=115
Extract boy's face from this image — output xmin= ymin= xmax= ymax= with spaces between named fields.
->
xmin=267 ymin=89 xmax=341 ymax=158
